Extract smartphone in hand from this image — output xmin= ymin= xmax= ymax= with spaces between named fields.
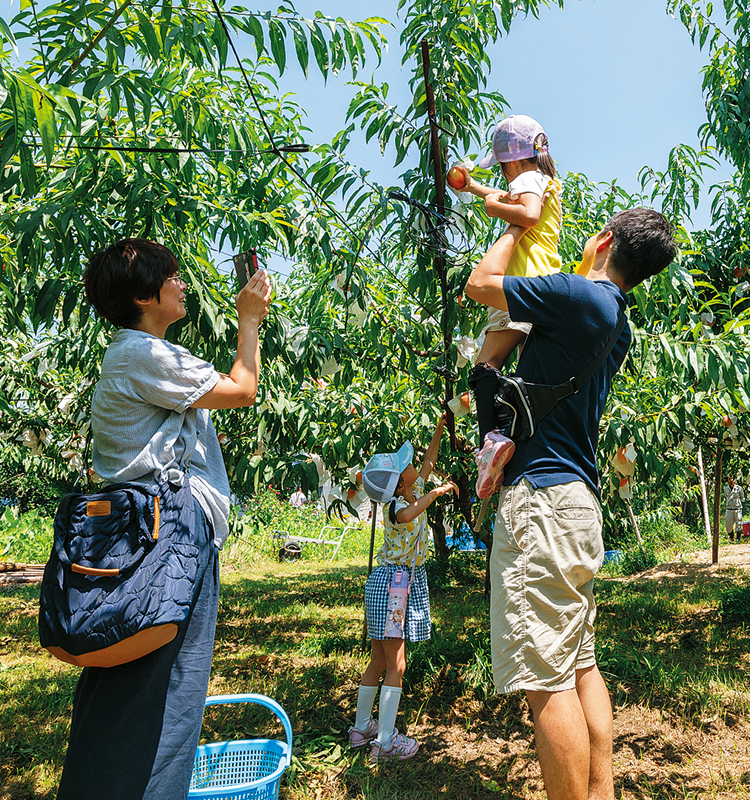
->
xmin=233 ymin=249 xmax=259 ymax=289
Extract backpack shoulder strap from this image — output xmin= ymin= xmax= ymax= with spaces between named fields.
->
xmin=526 ymin=313 xmax=627 ymax=421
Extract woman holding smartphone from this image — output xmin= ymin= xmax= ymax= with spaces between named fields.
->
xmin=56 ymin=239 xmax=271 ymax=800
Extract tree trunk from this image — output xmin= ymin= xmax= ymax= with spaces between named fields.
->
xmin=362 ymin=501 xmax=378 ymax=651
xmin=430 ymin=502 xmax=448 ymax=559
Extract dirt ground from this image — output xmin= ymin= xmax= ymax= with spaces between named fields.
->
xmin=624 ymin=540 xmax=750 ymax=585
xmin=401 ymin=542 xmax=750 ymax=800
xmin=404 ymin=704 xmax=750 ymax=799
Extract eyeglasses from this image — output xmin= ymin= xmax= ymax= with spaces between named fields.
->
xmin=166 ymin=273 xmax=184 ymax=284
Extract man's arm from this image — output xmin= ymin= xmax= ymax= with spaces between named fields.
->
xmin=465 ymin=225 xmax=528 ymax=311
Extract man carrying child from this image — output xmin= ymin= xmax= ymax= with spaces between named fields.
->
xmin=466 ymin=209 xmax=677 ymax=800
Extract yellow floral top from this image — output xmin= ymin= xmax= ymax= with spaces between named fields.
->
xmin=376 ymin=477 xmax=431 ymax=567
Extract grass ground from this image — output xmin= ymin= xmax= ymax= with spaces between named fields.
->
xmin=0 ymin=525 xmax=749 ymax=799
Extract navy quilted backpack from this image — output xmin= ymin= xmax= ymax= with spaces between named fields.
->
xmin=39 ymin=478 xmax=199 ymax=667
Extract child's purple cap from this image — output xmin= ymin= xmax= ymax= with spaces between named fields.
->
xmin=479 ymin=114 xmax=546 ymax=169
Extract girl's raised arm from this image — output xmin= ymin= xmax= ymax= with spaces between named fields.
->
xmin=418 ymin=414 xmax=446 ymax=482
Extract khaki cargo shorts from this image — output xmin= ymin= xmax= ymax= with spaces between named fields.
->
xmin=490 ymin=479 xmax=604 ymax=693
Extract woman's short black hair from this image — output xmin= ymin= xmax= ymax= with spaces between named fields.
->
xmin=84 ymin=239 xmax=179 ymax=328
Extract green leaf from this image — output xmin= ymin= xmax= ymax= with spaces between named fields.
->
xmin=245 ymin=14 xmax=265 ymax=57
xmin=18 ymin=144 xmax=36 ymax=195
xmin=0 ymin=127 xmax=15 ymax=172
xmin=34 ymin=92 xmax=57 ymax=165
xmin=290 ymin=20 xmax=309 ymax=78
xmin=10 ymin=74 xmax=35 ymax=146
xmin=136 ymin=11 xmax=162 ymax=60
xmin=307 ymin=21 xmax=329 ymax=78
xmin=0 ymin=16 xmax=18 ymax=55
xmin=211 ymin=18 xmax=228 ymax=66
xmin=268 ymin=20 xmax=286 ymax=75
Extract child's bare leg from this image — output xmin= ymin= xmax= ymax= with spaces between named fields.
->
xmin=361 ymin=640 xmax=387 ymax=686
xmin=374 ymin=638 xmax=408 ymax=748
xmin=478 ymin=328 xmax=527 ymax=371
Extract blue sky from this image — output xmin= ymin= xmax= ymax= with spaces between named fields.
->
xmin=266 ymin=0 xmax=728 ymax=277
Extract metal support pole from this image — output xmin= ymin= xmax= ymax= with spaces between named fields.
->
xmin=361 ymin=500 xmax=378 ymax=651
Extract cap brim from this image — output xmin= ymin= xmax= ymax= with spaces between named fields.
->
xmin=395 ymin=441 xmax=414 ymax=472
xmin=478 ymin=153 xmax=497 ymax=169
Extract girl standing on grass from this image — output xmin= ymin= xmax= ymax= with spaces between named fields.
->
xmin=452 ymin=114 xmax=563 ymax=499
xmin=350 ymin=414 xmax=457 ymax=762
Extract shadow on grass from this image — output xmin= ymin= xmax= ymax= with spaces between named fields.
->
xmin=613 ymin=729 xmax=709 ymax=799
xmin=1 ymin=564 xmax=748 ymax=799
xmin=220 ymin=564 xmax=367 ymax=607
xmin=0 ymin=670 xmax=76 ymax=800
xmin=595 ymin=578 xmax=750 ymax=718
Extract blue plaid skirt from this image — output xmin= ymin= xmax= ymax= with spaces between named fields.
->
xmin=365 ymin=564 xmax=431 ymax=642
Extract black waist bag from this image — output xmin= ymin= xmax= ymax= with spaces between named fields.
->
xmin=494 ymin=315 xmax=627 ymax=444
xmin=493 ymin=376 xmax=537 ymax=442
xmin=39 ymin=479 xmax=199 ymax=668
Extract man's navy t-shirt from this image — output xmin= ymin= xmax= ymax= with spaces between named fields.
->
xmin=503 ymin=272 xmax=631 ymax=496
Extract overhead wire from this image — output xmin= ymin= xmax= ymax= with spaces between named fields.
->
xmin=27 ymin=0 xmax=462 ymax=323
xmin=25 ymin=136 xmax=310 ymax=158
xmin=25 ymin=0 xmax=473 ymax=370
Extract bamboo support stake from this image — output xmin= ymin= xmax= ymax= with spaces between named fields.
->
xmin=623 ymin=498 xmax=642 ymax=545
xmin=361 ymin=500 xmax=378 ymax=651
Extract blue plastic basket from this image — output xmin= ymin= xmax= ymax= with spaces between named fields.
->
xmin=602 ymin=549 xmax=624 ymax=566
xmin=188 ymin=694 xmax=293 ymax=800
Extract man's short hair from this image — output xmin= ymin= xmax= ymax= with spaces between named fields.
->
xmin=603 ymin=208 xmax=677 ymax=289
xmin=84 ymin=239 xmax=178 ymax=328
